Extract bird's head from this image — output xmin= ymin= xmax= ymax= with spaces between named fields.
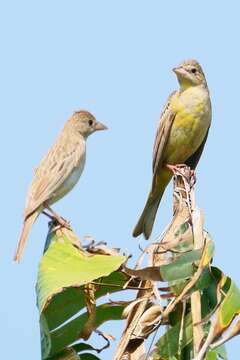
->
xmin=69 ymin=110 xmax=107 ymax=138
xmin=173 ymin=59 xmax=207 ymax=90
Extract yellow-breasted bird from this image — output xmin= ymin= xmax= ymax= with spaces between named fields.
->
xmin=14 ymin=110 xmax=107 ymax=262
xmin=133 ymin=59 xmax=211 ymax=239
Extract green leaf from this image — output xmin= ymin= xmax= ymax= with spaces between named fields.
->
xmin=170 ymin=266 xmax=215 ymax=298
xmin=214 ymin=345 xmax=228 ymax=359
xmin=160 ymin=249 xmax=202 ymax=282
xmin=41 ymin=314 xmax=52 ymax=359
xmin=205 ymin=351 xmax=217 ymax=360
xmin=174 ymin=221 xmax=190 ymax=237
xmin=206 ymin=345 xmax=228 ymax=360
xmin=44 ymin=271 xmax=128 ymax=331
xmin=79 ymin=355 xmax=101 ymax=360
xmin=205 ymin=276 xmax=240 ymax=348
xmin=48 ymin=348 xmax=80 ymax=359
xmin=47 ymin=304 xmax=124 ymax=358
xmin=37 ymin=228 xmax=127 ymax=359
xmin=194 ymin=267 xmax=213 ymax=291
xmin=37 ymin=236 xmax=126 ymax=315
xmin=156 ymin=313 xmax=193 ymax=358
xmin=173 ymin=221 xmax=194 ymax=252
xmin=219 ymin=280 xmax=240 ymax=327
xmin=202 ymin=279 xmax=218 ymax=316
xmin=72 ymin=343 xmax=96 ymax=354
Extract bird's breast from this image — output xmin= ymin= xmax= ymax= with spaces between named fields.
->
xmin=165 ymin=86 xmax=211 ymax=164
xmin=172 ymin=86 xmax=210 ymax=118
xmin=49 ymin=151 xmax=86 ymax=204
xmin=63 ymin=159 xmax=86 ymax=191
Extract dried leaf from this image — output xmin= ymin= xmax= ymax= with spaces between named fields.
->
xmin=113 ymin=281 xmax=154 ymax=360
xmin=79 ymin=284 xmax=96 ymax=340
xmin=134 ymin=304 xmax=162 ymax=337
xmin=123 ymin=265 xmax=163 ymax=281
xmin=123 ymin=296 xmax=151 ymax=319
xmin=152 ymin=204 xmax=193 ymax=267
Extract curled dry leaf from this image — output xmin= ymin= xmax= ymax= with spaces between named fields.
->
xmin=87 ymin=244 xmax=122 ymax=256
xmin=123 ymin=265 xmax=163 ymax=282
xmin=113 ymin=281 xmax=154 ymax=360
xmin=79 ymin=284 xmax=96 ymax=340
xmin=152 ymin=202 xmax=193 ymax=268
xmin=133 ymin=304 xmax=163 ymax=337
xmin=122 ymin=296 xmax=152 ymax=319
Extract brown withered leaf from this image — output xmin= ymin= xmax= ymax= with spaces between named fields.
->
xmin=123 ymin=296 xmax=152 ymax=319
xmin=87 ymin=243 xmax=122 ymax=256
xmin=152 ymin=200 xmax=193 ymax=268
xmin=133 ymin=304 xmax=162 ymax=338
xmin=123 ymin=266 xmax=163 ymax=282
xmin=79 ymin=283 xmax=96 ymax=340
xmin=113 ymin=280 xmax=154 ymax=360
xmin=190 ymin=206 xmax=205 ymax=356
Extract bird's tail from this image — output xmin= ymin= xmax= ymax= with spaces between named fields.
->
xmin=133 ymin=167 xmax=172 ymax=239
xmin=14 ymin=210 xmax=40 ymax=262
xmin=133 ymin=191 xmax=163 ymax=240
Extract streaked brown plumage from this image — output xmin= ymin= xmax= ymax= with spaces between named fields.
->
xmin=14 ymin=110 xmax=107 ymax=262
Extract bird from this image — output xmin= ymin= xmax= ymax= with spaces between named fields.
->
xmin=14 ymin=110 xmax=107 ymax=262
xmin=133 ymin=59 xmax=211 ymax=240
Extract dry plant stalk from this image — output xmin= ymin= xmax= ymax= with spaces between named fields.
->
xmin=173 ymin=168 xmax=205 ymax=356
xmin=114 ymin=166 xmax=206 ymax=360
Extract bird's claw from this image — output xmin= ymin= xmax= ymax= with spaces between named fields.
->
xmin=56 ymin=216 xmax=71 ymax=229
xmin=42 ymin=209 xmax=71 ymax=229
xmin=166 ymin=164 xmax=196 ymax=188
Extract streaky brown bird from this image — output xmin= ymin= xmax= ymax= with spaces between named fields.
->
xmin=14 ymin=110 xmax=107 ymax=262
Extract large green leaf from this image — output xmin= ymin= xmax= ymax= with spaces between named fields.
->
xmin=44 ymin=271 xmax=128 ymax=331
xmin=37 ymin=234 xmax=126 ymax=315
xmin=37 ymin=227 xmax=127 ymax=359
xmin=45 ymin=303 xmax=124 ymax=358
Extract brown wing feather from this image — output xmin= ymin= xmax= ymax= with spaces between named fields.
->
xmin=24 ymin=133 xmax=83 ymax=218
xmin=185 ymin=128 xmax=210 ymax=170
xmin=132 ymin=91 xmax=178 ymax=239
xmin=152 ymin=91 xmax=177 ymax=186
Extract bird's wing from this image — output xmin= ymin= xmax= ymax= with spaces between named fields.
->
xmin=24 ymin=135 xmax=84 ymax=218
xmin=152 ymin=91 xmax=177 ymax=186
xmin=185 ymin=128 xmax=210 ymax=169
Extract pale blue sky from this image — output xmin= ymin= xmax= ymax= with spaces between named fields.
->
xmin=1 ymin=0 xmax=240 ymax=358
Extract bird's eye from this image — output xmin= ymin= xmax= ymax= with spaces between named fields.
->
xmin=191 ymin=68 xmax=197 ymax=74
xmin=88 ymin=120 xmax=93 ymax=126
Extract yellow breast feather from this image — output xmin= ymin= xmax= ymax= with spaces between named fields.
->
xmin=165 ymin=86 xmax=211 ymax=163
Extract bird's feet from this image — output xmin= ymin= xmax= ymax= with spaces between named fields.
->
xmin=54 ymin=215 xmax=70 ymax=229
xmin=42 ymin=204 xmax=71 ymax=229
xmin=166 ymin=164 xmax=196 ymax=187
xmin=166 ymin=163 xmax=187 ymax=174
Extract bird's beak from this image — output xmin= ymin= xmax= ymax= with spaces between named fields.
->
xmin=173 ymin=66 xmax=186 ymax=77
xmin=94 ymin=121 xmax=108 ymax=131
